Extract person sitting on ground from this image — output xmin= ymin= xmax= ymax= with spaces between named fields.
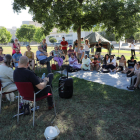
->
xmin=69 ymin=53 xmax=81 ymax=69
xmin=36 ymin=46 xmax=53 ymax=73
xmin=13 ymin=56 xmax=54 ymax=110
xmin=81 ymin=54 xmax=91 ymax=71
xmin=67 ymin=45 xmax=75 ymax=58
xmin=122 ymin=56 xmax=137 ymax=74
xmin=24 ymin=45 xmax=35 ymax=71
xmin=58 ymin=45 xmax=65 ymax=60
xmin=0 ymin=54 xmax=17 ymax=102
xmin=90 ymin=58 xmax=100 ymax=71
xmin=94 ymin=53 xmax=101 ymax=66
xmin=112 ymin=55 xmax=126 ymax=72
xmin=0 ymin=47 xmax=5 ymax=64
xmin=127 ymin=63 xmax=139 ymax=77
xmin=50 ymin=45 xmax=63 ymax=68
xmin=102 ymin=54 xmax=110 ymax=69
xmin=78 ymin=45 xmax=85 ymax=63
xmin=128 ymin=61 xmax=140 ymax=90
xmin=106 ymin=55 xmax=116 ymax=72
xmin=12 ymin=48 xmax=22 ymax=68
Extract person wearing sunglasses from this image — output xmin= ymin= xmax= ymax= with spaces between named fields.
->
xmin=12 ymin=38 xmax=21 ymax=55
xmin=0 ymin=47 xmax=5 ymax=64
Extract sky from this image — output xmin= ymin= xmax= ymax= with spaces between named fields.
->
xmin=0 ymin=0 xmax=33 ymax=29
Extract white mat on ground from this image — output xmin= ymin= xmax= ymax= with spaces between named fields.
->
xmin=57 ymin=70 xmax=131 ymax=90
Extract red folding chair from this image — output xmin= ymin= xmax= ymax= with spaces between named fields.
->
xmin=0 ymin=80 xmax=17 ymax=113
xmin=15 ymin=82 xmax=56 ymax=127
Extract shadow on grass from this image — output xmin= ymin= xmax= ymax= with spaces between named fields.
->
xmin=0 ymin=69 xmax=140 ymax=140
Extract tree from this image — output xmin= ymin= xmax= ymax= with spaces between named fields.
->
xmin=0 ymin=27 xmax=12 ymax=44
xmin=49 ymin=37 xmax=57 ymax=44
xmin=134 ymin=32 xmax=140 ymax=41
xmin=13 ymin=0 xmax=140 ymax=46
xmin=16 ymin=24 xmax=36 ymax=44
xmin=34 ymin=27 xmax=46 ymax=43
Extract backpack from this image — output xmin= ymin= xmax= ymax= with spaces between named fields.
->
xmin=51 ymin=64 xmax=56 ymax=70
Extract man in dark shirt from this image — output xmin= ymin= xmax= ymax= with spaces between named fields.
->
xmin=96 ymin=39 xmax=102 ymax=56
xmin=127 ymin=57 xmax=137 ymax=69
xmin=14 ymin=56 xmax=53 ymax=109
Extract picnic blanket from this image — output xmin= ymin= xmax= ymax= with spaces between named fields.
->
xmin=57 ymin=70 xmax=131 ymax=90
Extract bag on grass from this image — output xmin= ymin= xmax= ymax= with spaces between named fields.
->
xmin=51 ymin=64 xmax=56 ymax=70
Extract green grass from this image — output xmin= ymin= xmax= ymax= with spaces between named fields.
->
xmin=0 ymin=46 xmax=140 ymax=139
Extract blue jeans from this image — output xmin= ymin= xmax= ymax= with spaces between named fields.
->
xmin=85 ymin=51 xmax=89 ymax=57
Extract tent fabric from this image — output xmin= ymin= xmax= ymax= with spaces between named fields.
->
xmin=84 ymin=32 xmax=114 ymax=55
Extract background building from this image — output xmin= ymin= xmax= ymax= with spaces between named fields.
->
xmin=46 ymin=28 xmax=92 ymax=45
xmin=22 ymin=21 xmax=42 ymax=27
xmin=7 ymin=26 xmax=17 ymax=39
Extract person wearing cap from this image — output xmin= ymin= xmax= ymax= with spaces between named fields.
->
xmin=12 ymin=38 xmax=21 ymax=55
xmin=67 ymin=45 xmax=75 ymax=57
xmin=84 ymin=39 xmax=90 ymax=57
xmin=81 ymin=54 xmax=91 ymax=71
xmin=50 ymin=45 xmax=63 ymax=68
xmin=96 ymin=39 xmax=102 ymax=56
xmin=129 ymin=41 xmax=136 ymax=57
xmin=24 ymin=45 xmax=35 ymax=71
xmin=60 ymin=37 xmax=68 ymax=61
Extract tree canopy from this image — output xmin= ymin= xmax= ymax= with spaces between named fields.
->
xmin=0 ymin=27 xmax=12 ymax=44
xmin=34 ymin=27 xmax=46 ymax=43
xmin=13 ymin=0 xmax=140 ymax=44
xmin=16 ymin=24 xmax=36 ymax=44
xmin=49 ymin=37 xmax=57 ymax=44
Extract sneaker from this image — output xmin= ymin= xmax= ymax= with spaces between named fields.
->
xmin=23 ymin=103 xmax=31 ymax=115
xmin=109 ymin=69 xmax=112 ymax=72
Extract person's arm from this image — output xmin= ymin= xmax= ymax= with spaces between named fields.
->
xmin=12 ymin=44 xmax=15 ymax=50
xmin=124 ymin=60 xmax=127 ymax=68
xmin=39 ymin=51 xmax=48 ymax=56
xmin=81 ymin=52 xmax=84 ymax=60
xmin=32 ymin=52 xmax=34 ymax=60
xmin=46 ymin=44 xmax=47 ymax=50
xmin=36 ymin=77 xmax=49 ymax=90
xmin=18 ymin=44 xmax=21 ymax=49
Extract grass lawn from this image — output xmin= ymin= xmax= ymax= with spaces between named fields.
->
xmin=0 ymin=46 xmax=140 ymax=139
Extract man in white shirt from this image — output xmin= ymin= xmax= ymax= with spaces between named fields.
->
xmin=129 ymin=41 xmax=136 ymax=57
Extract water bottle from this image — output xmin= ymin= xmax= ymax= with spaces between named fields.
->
xmin=42 ymin=73 xmax=45 ymax=79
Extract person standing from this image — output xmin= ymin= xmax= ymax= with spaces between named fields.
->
xmin=61 ymin=37 xmax=68 ymax=61
xmin=129 ymin=41 xmax=136 ymax=57
xmin=84 ymin=39 xmax=90 ymax=57
xmin=12 ymin=38 xmax=21 ymax=55
xmin=96 ymin=39 xmax=102 ymax=56
xmin=0 ymin=47 xmax=5 ymax=64
xmin=41 ymin=39 xmax=47 ymax=52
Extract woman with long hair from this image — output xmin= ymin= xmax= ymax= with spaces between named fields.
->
xmin=0 ymin=54 xmax=16 ymax=101
xmin=84 ymin=39 xmax=90 ymax=57
xmin=112 ymin=55 xmax=126 ymax=72
xmin=24 ymin=45 xmax=35 ymax=71
xmin=0 ymin=47 xmax=5 ymax=64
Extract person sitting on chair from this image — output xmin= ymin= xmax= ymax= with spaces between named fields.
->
xmin=12 ymin=48 xmax=22 ymax=68
xmin=0 ymin=54 xmax=16 ymax=101
xmin=69 ymin=53 xmax=81 ymax=69
xmin=81 ymin=54 xmax=91 ymax=71
xmin=36 ymin=46 xmax=53 ymax=73
xmin=24 ymin=45 xmax=35 ymax=72
xmin=67 ymin=45 xmax=75 ymax=58
xmin=13 ymin=56 xmax=54 ymax=110
xmin=50 ymin=45 xmax=63 ymax=68
xmin=58 ymin=45 xmax=65 ymax=60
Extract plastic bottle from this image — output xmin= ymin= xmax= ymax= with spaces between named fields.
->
xmin=42 ymin=73 xmax=45 ymax=79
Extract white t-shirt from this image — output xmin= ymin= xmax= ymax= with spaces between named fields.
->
xmin=107 ymin=58 xmax=110 ymax=64
xmin=84 ymin=44 xmax=90 ymax=51
xmin=111 ymin=59 xmax=116 ymax=66
xmin=130 ymin=43 xmax=135 ymax=50
xmin=79 ymin=49 xmax=85 ymax=54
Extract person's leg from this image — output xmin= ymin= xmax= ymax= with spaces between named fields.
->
xmin=36 ymin=73 xmax=53 ymax=106
xmin=90 ymin=64 xmax=93 ymax=71
xmin=46 ymin=56 xmax=53 ymax=62
xmin=134 ymin=72 xmax=140 ymax=88
xmin=110 ymin=65 xmax=116 ymax=70
xmin=96 ymin=64 xmax=99 ymax=71
xmin=134 ymin=50 xmax=136 ymax=57
xmin=31 ymin=60 xmax=35 ymax=71
xmin=59 ymin=57 xmax=63 ymax=67
xmin=131 ymin=49 xmax=133 ymax=56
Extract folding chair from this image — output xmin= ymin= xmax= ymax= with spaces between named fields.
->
xmin=36 ymin=57 xmax=46 ymax=72
xmin=15 ymin=82 xmax=56 ymax=127
xmin=0 ymin=80 xmax=17 ymax=113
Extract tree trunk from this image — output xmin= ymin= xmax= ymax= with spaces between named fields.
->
xmin=77 ymin=26 xmax=81 ymax=49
